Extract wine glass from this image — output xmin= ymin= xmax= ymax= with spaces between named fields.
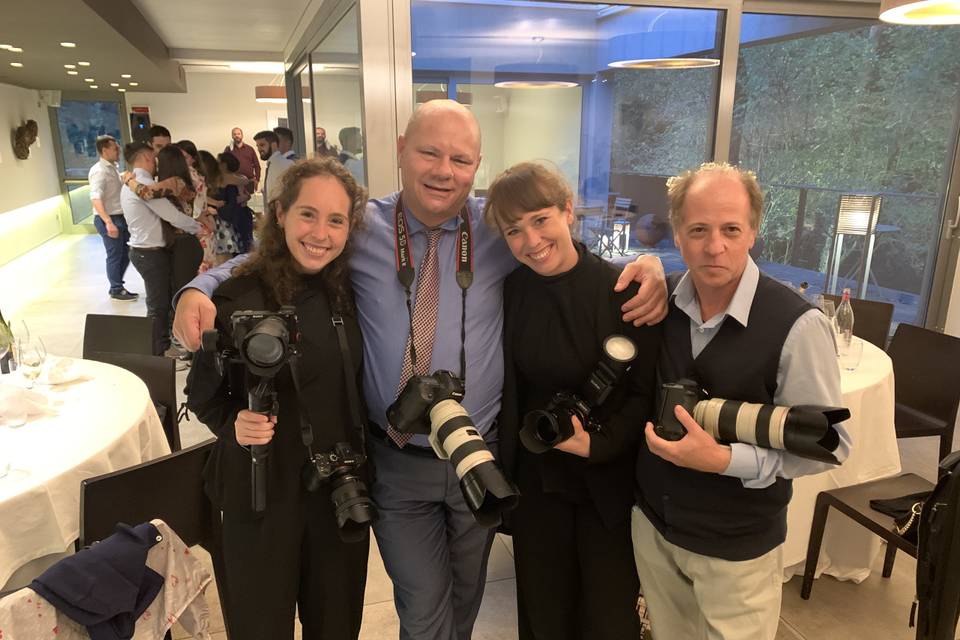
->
xmin=0 ymin=318 xmax=13 ymax=371
xmin=16 ymin=337 xmax=47 ymax=389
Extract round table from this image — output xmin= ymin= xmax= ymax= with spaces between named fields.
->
xmin=0 ymin=358 xmax=171 ymax=588
xmin=784 ymin=339 xmax=901 ymax=581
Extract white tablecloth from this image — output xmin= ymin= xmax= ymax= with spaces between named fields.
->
xmin=0 ymin=359 xmax=171 ymax=587
xmin=783 ymin=339 xmax=901 ymax=581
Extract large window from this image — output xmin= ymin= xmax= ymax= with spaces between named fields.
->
xmin=311 ymin=5 xmax=366 ymax=186
xmin=411 ymin=0 xmax=724 ymax=264
xmin=55 ymin=100 xmax=123 ymax=180
xmin=731 ymin=15 xmax=960 ymax=326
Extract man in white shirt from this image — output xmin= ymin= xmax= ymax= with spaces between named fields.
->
xmin=88 ymin=135 xmax=137 ymax=301
xmin=121 ymin=141 xmax=205 ymax=356
xmin=337 ymin=126 xmax=365 ymax=186
xmin=253 ymin=130 xmax=294 ymax=208
xmin=273 ymin=126 xmax=298 ymax=161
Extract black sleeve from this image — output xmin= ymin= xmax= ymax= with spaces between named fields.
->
xmin=496 ymin=272 xmax=522 ymax=480
xmin=185 ymin=293 xmax=246 ymax=437
xmin=588 ymin=285 xmax=663 ymax=465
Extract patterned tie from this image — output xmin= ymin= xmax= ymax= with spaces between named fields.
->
xmin=388 ymin=228 xmax=443 ymax=447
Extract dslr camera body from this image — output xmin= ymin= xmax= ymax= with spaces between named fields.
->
xmin=387 ymin=370 xmax=519 ymax=527
xmin=653 ymin=379 xmax=848 ymax=464
xmin=521 ymin=334 xmax=639 ymax=454
xmin=303 ymin=442 xmax=376 ymax=542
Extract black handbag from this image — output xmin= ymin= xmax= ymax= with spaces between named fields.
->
xmin=869 ymin=491 xmax=931 ymax=545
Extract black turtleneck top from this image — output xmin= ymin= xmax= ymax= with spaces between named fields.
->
xmin=499 ymin=242 xmax=662 ymax=528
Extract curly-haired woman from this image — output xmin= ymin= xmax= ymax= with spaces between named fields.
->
xmin=186 ymin=157 xmax=372 ymax=640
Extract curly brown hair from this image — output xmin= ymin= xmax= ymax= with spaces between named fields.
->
xmin=234 ymin=157 xmax=366 ymax=311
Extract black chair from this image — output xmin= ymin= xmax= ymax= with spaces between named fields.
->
xmin=887 ymin=323 xmax=960 ymax=463
xmin=801 ymin=472 xmax=934 ymax=600
xmin=79 ymin=439 xmax=228 ymax=636
xmin=86 ymin=350 xmax=181 ymax=452
xmin=822 ymin=293 xmax=894 ymax=349
xmin=83 ymin=314 xmax=156 ymax=359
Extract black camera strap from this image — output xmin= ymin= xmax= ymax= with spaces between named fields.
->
xmin=393 ymin=196 xmax=473 ymax=381
xmin=288 ymin=313 xmax=367 ymax=458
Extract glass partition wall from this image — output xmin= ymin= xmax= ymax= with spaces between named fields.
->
xmin=288 ymin=0 xmax=960 ymax=328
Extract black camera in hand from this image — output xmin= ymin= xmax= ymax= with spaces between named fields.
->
xmin=303 ymin=442 xmax=377 ymax=543
xmin=654 ymin=379 xmax=849 ymax=464
xmin=387 ymin=371 xmax=519 ymax=528
xmin=521 ymin=334 xmax=639 ymax=454
xmin=387 ymin=370 xmax=465 ymax=435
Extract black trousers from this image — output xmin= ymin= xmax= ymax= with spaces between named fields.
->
xmin=221 ymin=490 xmax=370 ymax=640
xmin=511 ymin=466 xmax=641 ymax=640
xmin=170 ymin=233 xmax=203 ymax=294
xmin=128 ymin=246 xmax=172 ymax=355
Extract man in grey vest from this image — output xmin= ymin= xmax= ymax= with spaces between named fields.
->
xmin=632 ymin=162 xmax=852 ymax=640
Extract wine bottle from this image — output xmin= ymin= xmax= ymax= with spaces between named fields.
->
xmin=836 ymin=288 xmax=855 ymax=348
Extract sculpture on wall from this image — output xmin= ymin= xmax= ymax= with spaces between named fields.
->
xmin=13 ymin=119 xmax=39 ymax=160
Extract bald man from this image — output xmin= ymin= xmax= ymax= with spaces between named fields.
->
xmin=174 ymin=100 xmax=668 ymax=639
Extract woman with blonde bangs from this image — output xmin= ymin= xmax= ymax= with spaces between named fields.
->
xmin=485 ymin=161 xmax=661 ymax=640
xmin=186 ymin=157 xmax=371 ymax=640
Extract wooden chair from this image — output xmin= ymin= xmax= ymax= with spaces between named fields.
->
xmin=86 ymin=350 xmax=181 ymax=452
xmin=821 ymin=293 xmax=894 ymax=349
xmin=801 ymin=472 xmax=934 ymax=600
xmin=887 ymin=323 xmax=960 ymax=463
xmin=82 ymin=314 xmax=155 ymax=359
xmin=79 ymin=439 xmax=228 ymax=636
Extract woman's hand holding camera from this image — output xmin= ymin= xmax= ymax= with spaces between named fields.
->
xmin=235 ymin=410 xmax=276 ymax=446
xmin=554 ymin=415 xmax=591 ymax=458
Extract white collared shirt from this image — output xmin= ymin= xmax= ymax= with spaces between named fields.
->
xmin=88 ymin=157 xmax=123 ymax=216
xmin=671 ymin=257 xmax=852 ymax=488
xmin=121 ymin=168 xmax=202 ymax=248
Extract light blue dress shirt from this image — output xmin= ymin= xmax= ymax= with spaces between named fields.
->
xmin=671 ymin=257 xmax=853 ymax=489
xmin=184 ymin=192 xmax=517 ymax=447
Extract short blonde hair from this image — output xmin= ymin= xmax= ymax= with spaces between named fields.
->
xmin=483 ymin=162 xmax=573 ymax=231
xmin=666 ymin=162 xmax=763 ymax=230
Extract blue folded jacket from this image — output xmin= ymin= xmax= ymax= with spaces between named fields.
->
xmin=30 ymin=522 xmax=165 ymax=640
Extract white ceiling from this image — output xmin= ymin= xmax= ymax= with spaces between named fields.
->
xmin=131 ymin=0 xmax=314 ymax=53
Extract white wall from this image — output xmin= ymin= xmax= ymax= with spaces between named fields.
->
xmin=125 ymin=71 xmax=287 ymax=171
xmin=502 ymin=86 xmax=582 ymax=191
xmin=0 ymin=83 xmax=68 ymax=266
xmin=0 ymin=83 xmax=61 ymax=214
xmin=310 ymin=72 xmax=364 ymax=153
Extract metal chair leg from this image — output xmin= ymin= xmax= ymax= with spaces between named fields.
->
xmin=802 ymin=495 xmax=832 ymax=600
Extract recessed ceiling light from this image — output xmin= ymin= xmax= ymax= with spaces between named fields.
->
xmin=67 ymin=70 xmax=78 ymax=75
xmin=78 ymin=61 xmax=90 ymax=66
xmin=84 ymin=78 xmax=94 ymax=82
xmin=10 ymin=62 xmax=23 ymax=68
xmin=118 ymin=88 xmax=126 ymax=92
xmin=129 ymin=82 xmax=139 ymax=87
xmin=121 ymin=73 xmax=131 ymax=78
xmin=9 ymin=47 xmax=23 ymax=53
xmin=110 ymin=82 xmax=119 ymax=87
xmin=608 ymin=58 xmax=720 ymax=69
xmin=0 ymin=45 xmax=11 ymax=50
xmin=493 ymin=80 xmax=578 ymax=89
xmin=90 ymin=85 xmax=98 ymax=88
xmin=64 ymin=64 xmax=76 ymax=69
xmin=60 ymin=42 xmax=76 ymax=48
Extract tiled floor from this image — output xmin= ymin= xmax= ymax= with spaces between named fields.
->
xmin=3 ymin=234 xmax=957 ymax=639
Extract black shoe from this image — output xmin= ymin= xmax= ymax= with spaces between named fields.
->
xmin=110 ymin=289 xmax=138 ymax=302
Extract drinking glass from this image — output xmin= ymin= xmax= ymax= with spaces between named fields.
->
xmin=16 ymin=337 xmax=46 ymax=389
xmin=839 ymin=338 xmax=863 ymax=371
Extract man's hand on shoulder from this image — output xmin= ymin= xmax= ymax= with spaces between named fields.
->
xmin=644 ymin=405 xmax=731 ymax=474
xmin=615 ymin=254 xmax=668 ymax=326
xmin=174 ymin=289 xmax=217 ymax=352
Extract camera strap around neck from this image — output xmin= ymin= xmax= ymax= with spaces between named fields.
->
xmin=393 ymin=195 xmax=473 ymax=381
xmin=289 ymin=312 xmax=367 ymax=457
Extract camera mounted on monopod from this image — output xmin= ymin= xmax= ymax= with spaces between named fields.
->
xmin=202 ymin=307 xmax=377 ymax=541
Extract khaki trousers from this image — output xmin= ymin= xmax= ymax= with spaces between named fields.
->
xmin=631 ymin=506 xmax=783 ymax=640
